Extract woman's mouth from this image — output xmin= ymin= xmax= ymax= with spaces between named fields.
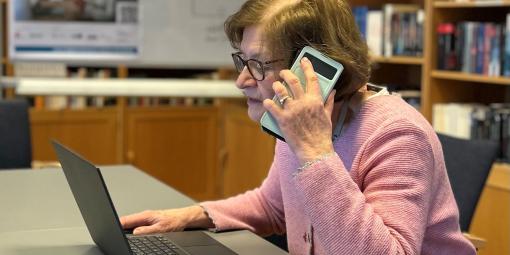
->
xmin=247 ymin=98 xmax=261 ymax=104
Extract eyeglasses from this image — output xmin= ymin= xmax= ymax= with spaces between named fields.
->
xmin=231 ymin=52 xmax=283 ymax=81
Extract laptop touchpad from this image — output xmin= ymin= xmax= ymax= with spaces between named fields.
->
xmin=183 ymin=245 xmax=237 ymax=255
xmin=163 ymin=231 xmax=218 ymax=246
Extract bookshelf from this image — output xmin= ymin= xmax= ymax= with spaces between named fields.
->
xmin=426 ymin=1 xmax=510 ymax=255
xmin=351 ymin=0 xmax=426 ymax=111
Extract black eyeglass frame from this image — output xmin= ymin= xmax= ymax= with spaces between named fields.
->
xmin=231 ymin=52 xmax=284 ymax=81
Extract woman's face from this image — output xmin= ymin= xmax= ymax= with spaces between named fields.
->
xmin=235 ymin=25 xmax=281 ymax=121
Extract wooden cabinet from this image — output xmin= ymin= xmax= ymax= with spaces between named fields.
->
xmin=30 ymin=107 xmax=120 ymax=164
xmin=124 ymin=106 xmax=220 ymax=201
xmin=219 ymin=104 xmax=275 ymax=198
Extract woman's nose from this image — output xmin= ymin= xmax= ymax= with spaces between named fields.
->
xmin=235 ymin=66 xmax=257 ymax=89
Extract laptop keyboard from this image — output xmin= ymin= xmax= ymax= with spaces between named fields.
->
xmin=128 ymin=235 xmax=185 ymax=255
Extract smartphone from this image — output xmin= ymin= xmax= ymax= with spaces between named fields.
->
xmin=259 ymin=46 xmax=344 ymax=141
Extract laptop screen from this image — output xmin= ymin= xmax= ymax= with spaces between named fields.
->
xmin=52 ymin=141 xmax=132 ymax=255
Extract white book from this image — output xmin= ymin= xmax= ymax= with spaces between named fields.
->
xmin=433 ymin=103 xmax=446 ymax=134
xmin=444 ymin=104 xmax=457 ymax=137
xmin=436 ymin=103 xmax=477 ymax=140
xmin=383 ymin=4 xmax=394 ymax=57
xmin=45 ymin=96 xmax=68 ymax=110
xmin=457 ymin=104 xmax=475 ymax=139
xmin=70 ymin=96 xmax=87 ymax=109
xmin=94 ymin=96 xmax=105 ymax=107
xmin=367 ymin=11 xmax=383 ymax=57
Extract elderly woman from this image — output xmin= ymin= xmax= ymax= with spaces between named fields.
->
xmin=121 ymin=1 xmax=476 ymax=254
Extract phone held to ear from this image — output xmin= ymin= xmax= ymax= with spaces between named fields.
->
xmin=259 ymin=46 xmax=344 ymax=141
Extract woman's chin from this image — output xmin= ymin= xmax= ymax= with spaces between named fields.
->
xmin=247 ymin=104 xmax=264 ymax=122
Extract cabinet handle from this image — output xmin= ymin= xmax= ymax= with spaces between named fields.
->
xmin=126 ymin=150 xmax=135 ymax=163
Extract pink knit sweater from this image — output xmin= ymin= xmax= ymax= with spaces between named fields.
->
xmin=201 ymin=95 xmax=476 ymax=255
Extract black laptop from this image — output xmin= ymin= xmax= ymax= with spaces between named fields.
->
xmin=52 ymin=141 xmax=237 ymax=255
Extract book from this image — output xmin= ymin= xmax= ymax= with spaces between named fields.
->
xmin=488 ymin=24 xmax=501 ymax=76
xmin=476 ymin=23 xmax=485 ymax=74
xmin=434 ymin=102 xmax=510 ymax=162
xmin=455 ymin=23 xmax=465 ymax=71
xmin=445 ymin=21 xmax=507 ymax=76
xmin=366 ymin=10 xmax=383 ymax=56
xmin=382 ymin=4 xmax=421 ymax=57
xmin=353 ymin=6 xmax=368 ymax=39
xmin=355 ymin=5 xmax=423 ymax=58
xmin=437 ymin=23 xmax=457 ymax=70
xmin=504 ymin=13 xmax=510 ymax=76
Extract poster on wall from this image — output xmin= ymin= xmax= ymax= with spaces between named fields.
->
xmin=9 ymin=0 xmax=141 ymax=63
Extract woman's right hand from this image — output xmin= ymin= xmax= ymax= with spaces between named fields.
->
xmin=120 ymin=205 xmax=214 ymax=235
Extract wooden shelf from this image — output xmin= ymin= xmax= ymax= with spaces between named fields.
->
xmin=434 ymin=1 xmax=510 ymax=8
xmin=431 ymin=70 xmax=510 ymax=85
xmin=370 ymin=56 xmax=423 ymax=65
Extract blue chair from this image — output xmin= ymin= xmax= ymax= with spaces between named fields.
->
xmin=437 ymin=133 xmax=499 ymax=232
xmin=0 ymin=100 xmax=32 ymax=169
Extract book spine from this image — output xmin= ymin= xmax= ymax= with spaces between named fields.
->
xmin=463 ymin=22 xmax=473 ymax=73
xmin=483 ymin=23 xmax=493 ymax=76
xmin=353 ymin=7 xmax=366 ymax=39
xmin=504 ymin=13 xmax=510 ymax=76
xmin=476 ymin=23 xmax=485 ymax=74
xmin=456 ymin=23 xmax=465 ymax=71
xmin=367 ymin=11 xmax=383 ymax=56
xmin=417 ymin=10 xmax=424 ymax=55
xmin=470 ymin=23 xmax=479 ymax=73
xmin=444 ymin=23 xmax=456 ymax=70
xmin=359 ymin=6 xmax=368 ymax=39
xmin=383 ymin=4 xmax=394 ymax=57
xmin=488 ymin=24 xmax=501 ymax=76
xmin=437 ymin=24 xmax=447 ymax=70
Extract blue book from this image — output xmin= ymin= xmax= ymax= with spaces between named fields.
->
xmin=353 ymin=6 xmax=368 ymax=40
xmin=489 ymin=24 xmax=501 ymax=76
xmin=504 ymin=13 xmax=510 ymax=77
xmin=476 ymin=23 xmax=485 ymax=74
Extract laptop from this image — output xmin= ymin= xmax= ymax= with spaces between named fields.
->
xmin=52 ymin=141 xmax=237 ymax=255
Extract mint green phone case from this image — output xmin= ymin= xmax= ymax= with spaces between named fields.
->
xmin=259 ymin=46 xmax=344 ymax=141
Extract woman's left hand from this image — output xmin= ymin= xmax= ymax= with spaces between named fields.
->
xmin=263 ymin=57 xmax=336 ymax=165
